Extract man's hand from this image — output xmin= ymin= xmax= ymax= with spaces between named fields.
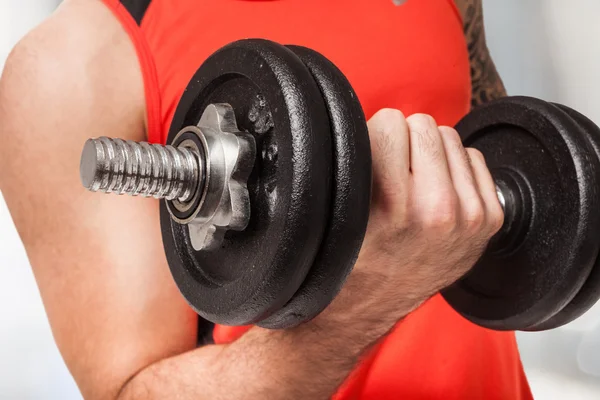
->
xmin=121 ymin=110 xmax=505 ymax=400
xmin=318 ymin=109 xmax=504 ymax=343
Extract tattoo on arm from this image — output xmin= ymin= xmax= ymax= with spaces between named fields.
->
xmin=457 ymin=0 xmax=507 ymax=108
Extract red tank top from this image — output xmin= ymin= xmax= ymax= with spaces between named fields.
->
xmin=102 ymin=0 xmax=533 ymax=398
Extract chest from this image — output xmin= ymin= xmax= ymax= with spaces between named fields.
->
xmin=142 ymin=0 xmax=471 ymax=134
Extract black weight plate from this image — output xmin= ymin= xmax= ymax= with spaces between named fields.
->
xmin=442 ymin=96 xmax=600 ymax=331
xmin=526 ymin=104 xmax=600 ymax=331
xmin=258 ymin=46 xmax=372 ymax=329
xmin=161 ymin=39 xmax=333 ymax=325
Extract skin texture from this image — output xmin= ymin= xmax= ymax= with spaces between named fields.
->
xmin=0 ymin=0 xmax=505 ymax=398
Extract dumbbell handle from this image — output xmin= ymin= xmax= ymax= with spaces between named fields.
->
xmin=81 ymin=135 xmax=516 ymax=239
xmin=495 ymin=185 xmax=506 ymax=210
xmin=81 ymin=137 xmax=508 ymax=200
xmin=490 ymin=173 xmax=530 ymax=252
xmin=80 ymin=137 xmax=201 ymax=201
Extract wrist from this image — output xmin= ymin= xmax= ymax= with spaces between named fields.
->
xmin=312 ymin=268 xmax=424 ymax=346
xmin=211 ymin=325 xmax=365 ymax=398
xmin=254 ymin=322 xmax=364 ymax=367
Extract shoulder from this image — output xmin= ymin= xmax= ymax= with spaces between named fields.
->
xmin=4 ymin=0 xmax=123 ymax=78
xmin=0 ymin=0 xmax=145 ymax=139
xmin=0 ymin=0 xmax=146 ymax=244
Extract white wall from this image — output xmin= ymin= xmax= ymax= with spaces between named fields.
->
xmin=0 ymin=3 xmax=80 ymax=399
xmin=484 ymin=0 xmax=600 ymax=121
xmin=482 ymin=0 xmax=600 ymax=397
xmin=1 ymin=0 xmax=600 ymax=398
xmin=0 ymin=194 xmax=81 ymax=399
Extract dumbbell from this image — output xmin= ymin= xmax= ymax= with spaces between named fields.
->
xmin=79 ymin=39 xmax=600 ymax=332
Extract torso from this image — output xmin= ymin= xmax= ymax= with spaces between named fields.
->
xmin=137 ymin=0 xmax=471 ymax=142
xmin=102 ymin=0 xmax=531 ymax=398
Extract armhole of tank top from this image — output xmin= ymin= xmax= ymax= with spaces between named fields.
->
xmin=99 ymin=0 xmax=162 ymax=144
xmin=120 ymin=0 xmax=152 ymax=25
xmin=445 ymin=0 xmax=464 ymax=28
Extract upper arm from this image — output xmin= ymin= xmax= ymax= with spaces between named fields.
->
xmin=455 ymin=0 xmax=507 ymax=108
xmin=0 ymin=1 xmax=197 ymax=398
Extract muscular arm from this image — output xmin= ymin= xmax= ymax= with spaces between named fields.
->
xmin=0 ymin=1 xmax=370 ymax=398
xmin=455 ymin=0 xmax=507 ymax=107
xmin=1 ymin=1 xmax=502 ymax=398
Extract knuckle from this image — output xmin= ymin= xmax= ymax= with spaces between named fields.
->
xmin=375 ymin=107 xmax=406 ymax=121
xmin=422 ymin=193 xmax=458 ymax=231
xmin=407 ymin=113 xmax=437 ymax=127
xmin=442 ymin=127 xmax=472 ymax=169
xmin=488 ymin=204 xmax=505 ymax=234
xmin=412 ymin=127 xmax=441 ymax=159
xmin=467 ymin=148 xmax=485 ymax=164
xmin=439 ymin=126 xmax=462 ymax=143
xmin=407 ymin=114 xmax=443 ymax=158
xmin=423 ymin=210 xmax=457 ymax=232
xmin=370 ymin=108 xmax=406 ymax=136
xmin=463 ymin=198 xmax=485 ymax=231
xmin=394 ymin=202 xmax=417 ymax=229
xmin=440 ymin=127 xmax=467 ymax=154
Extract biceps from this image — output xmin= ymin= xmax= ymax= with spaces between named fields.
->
xmin=0 ymin=9 xmax=197 ymax=398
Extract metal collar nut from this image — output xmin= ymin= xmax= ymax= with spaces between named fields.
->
xmin=167 ymin=104 xmax=256 ymax=251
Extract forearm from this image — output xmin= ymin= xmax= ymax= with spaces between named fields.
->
xmin=120 ymin=323 xmax=369 ymax=400
xmin=119 ymin=264 xmax=420 ymax=400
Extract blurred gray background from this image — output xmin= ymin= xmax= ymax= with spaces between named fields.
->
xmin=1 ymin=0 xmax=600 ymax=398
